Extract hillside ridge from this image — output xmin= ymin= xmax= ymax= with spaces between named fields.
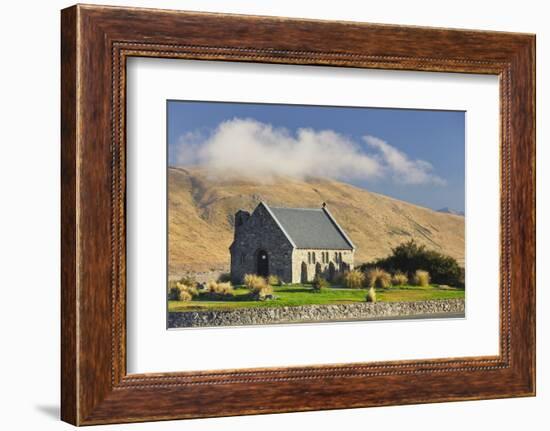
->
xmin=168 ymin=166 xmax=465 ymax=275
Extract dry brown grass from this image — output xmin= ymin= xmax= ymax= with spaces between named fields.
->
xmin=168 ymin=166 xmax=465 ymax=274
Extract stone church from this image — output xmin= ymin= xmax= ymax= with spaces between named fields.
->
xmin=229 ymin=202 xmax=355 ymax=284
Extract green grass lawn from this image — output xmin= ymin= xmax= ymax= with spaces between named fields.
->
xmin=168 ymin=284 xmax=465 ymax=312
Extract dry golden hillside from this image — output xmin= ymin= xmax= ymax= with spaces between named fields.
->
xmin=168 ymin=166 xmax=465 ymax=276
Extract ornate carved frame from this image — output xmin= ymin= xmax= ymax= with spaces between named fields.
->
xmin=61 ymin=4 xmax=535 ymax=425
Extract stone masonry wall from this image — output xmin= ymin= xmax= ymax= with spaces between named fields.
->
xmin=230 ymin=203 xmax=294 ymax=284
xmin=292 ymin=249 xmax=354 ymax=283
xmin=168 ymin=298 xmax=465 ymax=328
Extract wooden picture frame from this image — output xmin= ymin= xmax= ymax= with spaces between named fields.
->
xmin=61 ymin=4 xmax=535 ymax=425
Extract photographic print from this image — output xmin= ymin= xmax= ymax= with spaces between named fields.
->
xmin=167 ymin=101 xmax=465 ymax=328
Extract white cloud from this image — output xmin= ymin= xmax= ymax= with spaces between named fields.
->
xmin=363 ymin=135 xmax=446 ymax=185
xmin=175 ymin=118 xmax=445 ymax=186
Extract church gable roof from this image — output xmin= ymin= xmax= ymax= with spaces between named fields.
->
xmin=262 ymin=202 xmax=354 ymax=250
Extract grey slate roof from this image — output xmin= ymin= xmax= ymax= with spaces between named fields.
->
xmin=265 ymin=204 xmax=354 ymax=250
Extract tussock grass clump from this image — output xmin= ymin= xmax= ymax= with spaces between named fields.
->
xmin=244 ymin=274 xmax=268 ymax=292
xmin=178 ymin=290 xmax=193 ymax=302
xmin=391 ymin=271 xmax=408 ymax=286
xmin=243 ymin=274 xmax=273 ymax=300
xmin=367 ymin=268 xmax=392 ymax=289
xmin=412 ymin=270 xmax=430 ymax=287
xmin=168 ymin=282 xmax=198 ymax=301
xmin=205 ymin=280 xmax=234 ymax=299
xmin=343 ymin=270 xmax=365 ymax=289
xmin=312 ymin=275 xmax=329 ymax=291
xmin=267 ymin=274 xmax=282 ymax=286
xmin=177 ymin=275 xmax=197 ymax=289
xmin=176 ymin=282 xmax=198 ymax=297
xmin=366 ymin=286 xmax=377 ymax=303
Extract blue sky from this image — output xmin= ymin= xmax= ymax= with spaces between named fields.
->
xmin=168 ymin=100 xmax=465 ymax=212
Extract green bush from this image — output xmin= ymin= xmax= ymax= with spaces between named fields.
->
xmin=412 ymin=270 xmax=430 ymax=287
xmin=331 ymin=272 xmax=344 ymax=286
xmin=366 ymin=286 xmax=376 ymax=303
xmin=392 ymin=271 xmax=408 ymax=286
xmin=343 ymin=270 xmax=365 ymax=289
xmin=360 ymin=240 xmax=464 ymax=287
xmin=312 ymin=275 xmax=329 ymax=291
xmin=217 ymin=272 xmax=232 ymax=283
xmin=367 ymin=268 xmax=392 ymax=289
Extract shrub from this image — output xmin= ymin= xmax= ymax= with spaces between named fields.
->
xmin=366 ymin=286 xmax=376 ymax=303
xmin=331 ymin=272 xmax=344 ymax=286
xmin=367 ymin=268 xmax=392 ymax=289
xmin=312 ymin=275 xmax=329 ymax=291
xmin=412 ymin=270 xmax=430 ymax=287
xmin=343 ymin=270 xmax=365 ymax=289
xmin=359 ymin=240 xmax=464 ymax=287
xmin=244 ymin=274 xmax=268 ymax=292
xmin=168 ymin=286 xmax=181 ymax=301
xmin=267 ymin=274 xmax=281 ymax=286
xmin=392 ymin=271 xmax=408 ymax=286
xmin=217 ymin=272 xmax=232 ymax=283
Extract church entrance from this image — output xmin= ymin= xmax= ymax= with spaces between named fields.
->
xmin=257 ymin=249 xmax=269 ymax=277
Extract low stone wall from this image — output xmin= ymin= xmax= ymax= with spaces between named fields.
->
xmin=168 ymin=298 xmax=465 ymax=328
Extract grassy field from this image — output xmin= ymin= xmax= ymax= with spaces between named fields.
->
xmin=168 ymin=284 xmax=465 ymax=312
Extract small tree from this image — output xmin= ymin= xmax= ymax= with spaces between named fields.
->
xmin=360 ymin=240 xmax=464 ymax=287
